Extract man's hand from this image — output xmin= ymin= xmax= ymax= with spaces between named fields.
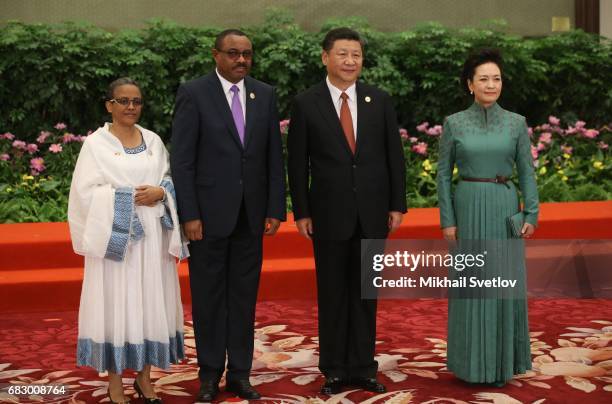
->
xmin=264 ymin=218 xmax=281 ymax=236
xmin=388 ymin=211 xmax=403 ymax=233
xmin=135 ymin=185 xmax=164 ymax=206
xmin=442 ymin=226 xmax=457 ymax=241
xmin=296 ymin=218 xmax=313 ymax=240
xmin=183 ymin=219 xmax=203 ymax=241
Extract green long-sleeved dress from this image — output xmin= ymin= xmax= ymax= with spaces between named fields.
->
xmin=436 ymin=102 xmax=539 ymax=383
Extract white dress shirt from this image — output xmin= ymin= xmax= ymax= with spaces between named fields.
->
xmin=216 ymin=69 xmax=246 ymax=121
xmin=326 ymin=76 xmax=358 ymax=138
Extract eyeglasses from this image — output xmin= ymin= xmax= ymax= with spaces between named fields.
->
xmin=110 ymin=97 xmax=144 ymax=107
xmin=217 ymin=49 xmax=253 ymax=60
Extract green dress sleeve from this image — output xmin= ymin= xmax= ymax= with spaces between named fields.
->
xmin=437 ymin=118 xmax=456 ymax=228
xmin=516 ymin=117 xmax=539 ymax=226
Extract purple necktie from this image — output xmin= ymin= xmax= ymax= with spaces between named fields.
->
xmin=230 ymin=85 xmax=245 ymax=144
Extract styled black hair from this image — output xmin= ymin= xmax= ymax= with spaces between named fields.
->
xmin=106 ymin=77 xmax=140 ymax=101
xmin=460 ymin=48 xmax=503 ymax=93
xmin=321 ymin=27 xmax=365 ymax=52
xmin=214 ymin=29 xmax=249 ymax=50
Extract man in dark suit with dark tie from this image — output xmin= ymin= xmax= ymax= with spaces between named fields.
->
xmin=287 ymin=27 xmax=407 ymax=395
xmin=170 ymin=29 xmax=286 ymax=401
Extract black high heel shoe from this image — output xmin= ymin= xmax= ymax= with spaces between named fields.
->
xmin=133 ymin=379 xmax=162 ymax=404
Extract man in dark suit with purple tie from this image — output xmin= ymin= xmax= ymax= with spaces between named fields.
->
xmin=170 ymin=29 xmax=286 ymax=401
xmin=287 ymin=27 xmax=407 ymax=395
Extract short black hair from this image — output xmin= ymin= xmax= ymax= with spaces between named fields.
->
xmin=321 ymin=27 xmax=365 ymax=52
xmin=214 ymin=29 xmax=249 ymax=50
xmin=106 ymin=77 xmax=140 ymax=101
xmin=460 ymin=48 xmax=503 ymax=93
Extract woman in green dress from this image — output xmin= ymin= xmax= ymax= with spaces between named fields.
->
xmin=436 ymin=48 xmax=539 ymax=386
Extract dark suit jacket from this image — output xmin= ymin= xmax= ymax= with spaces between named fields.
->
xmin=287 ymin=81 xmax=407 ymax=240
xmin=170 ymin=72 xmax=286 ymax=238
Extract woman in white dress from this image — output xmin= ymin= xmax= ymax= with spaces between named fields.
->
xmin=68 ymin=78 xmax=187 ymax=403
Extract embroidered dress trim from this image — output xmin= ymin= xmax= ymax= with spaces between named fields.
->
xmin=160 ymin=179 xmax=176 ymax=230
xmin=123 ymin=142 xmax=147 ymax=154
xmin=160 ymin=178 xmax=176 ymax=202
xmin=180 ymin=244 xmax=189 ymax=260
xmin=130 ymin=211 xmax=145 ymax=241
xmin=105 ymin=187 xmax=134 ymax=261
xmin=76 ymin=332 xmax=185 ymax=373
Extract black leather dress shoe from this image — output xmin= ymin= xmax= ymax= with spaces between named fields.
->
xmin=351 ymin=377 xmax=386 ymax=393
xmin=226 ymin=379 xmax=261 ymax=399
xmin=320 ymin=377 xmax=345 ymax=395
xmin=196 ymin=380 xmax=219 ymax=402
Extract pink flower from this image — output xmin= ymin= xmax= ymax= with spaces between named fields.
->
xmin=411 ymin=142 xmax=428 ymax=155
xmin=54 ymin=122 xmax=67 ymax=130
xmin=540 ymin=123 xmax=551 ymax=131
xmin=536 ymin=142 xmax=547 ymax=151
xmin=37 ymin=131 xmax=52 ymax=143
xmin=12 ymin=140 xmax=26 ymax=150
xmin=561 ymin=145 xmax=573 ymax=154
xmin=1 ymin=132 xmax=15 ymax=140
xmin=26 ymin=143 xmax=39 ymax=154
xmin=279 ymin=119 xmax=290 ymax=134
xmin=399 ymin=128 xmax=409 ymax=140
xmin=416 ymin=122 xmax=429 ymax=133
xmin=548 ymin=116 xmax=560 ymax=126
xmin=530 ymin=145 xmax=539 ymax=160
xmin=583 ymin=129 xmax=599 ymax=139
xmin=597 ymin=141 xmax=608 ymax=150
xmin=62 ymin=133 xmax=77 ymax=143
xmin=409 ymin=137 xmax=418 ymax=143
xmin=539 ymin=132 xmax=552 ymax=144
xmin=30 ymin=157 xmax=45 ymax=173
xmin=565 ymin=126 xmax=578 ymax=135
xmin=527 ymin=127 xmax=533 ymax=138
xmin=575 ymin=121 xmax=586 ymax=129
xmin=426 ymin=125 xmax=442 ymax=136
xmin=76 ymin=135 xmax=87 ymax=142
xmin=49 ymin=143 xmax=63 ymax=153
xmin=0 ymin=153 xmax=9 ymax=161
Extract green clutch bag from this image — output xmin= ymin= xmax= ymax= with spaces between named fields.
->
xmin=507 ymin=211 xmax=524 ymax=238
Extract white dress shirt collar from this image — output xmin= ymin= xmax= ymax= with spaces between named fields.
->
xmin=326 ymin=76 xmax=356 ymax=103
xmin=326 ymin=76 xmax=358 ymax=138
xmin=216 ymin=69 xmax=246 ymax=120
xmin=216 ymin=68 xmax=245 ymax=95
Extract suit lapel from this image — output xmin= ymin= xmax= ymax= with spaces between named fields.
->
xmin=243 ymin=77 xmax=258 ymax=150
xmin=313 ymin=81 xmax=354 ymax=157
xmin=354 ymin=82 xmax=370 ymax=159
xmin=206 ymin=73 xmax=244 ymax=150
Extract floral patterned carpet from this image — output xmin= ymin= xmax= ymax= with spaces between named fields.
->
xmin=1 ymin=299 xmax=611 ymax=404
